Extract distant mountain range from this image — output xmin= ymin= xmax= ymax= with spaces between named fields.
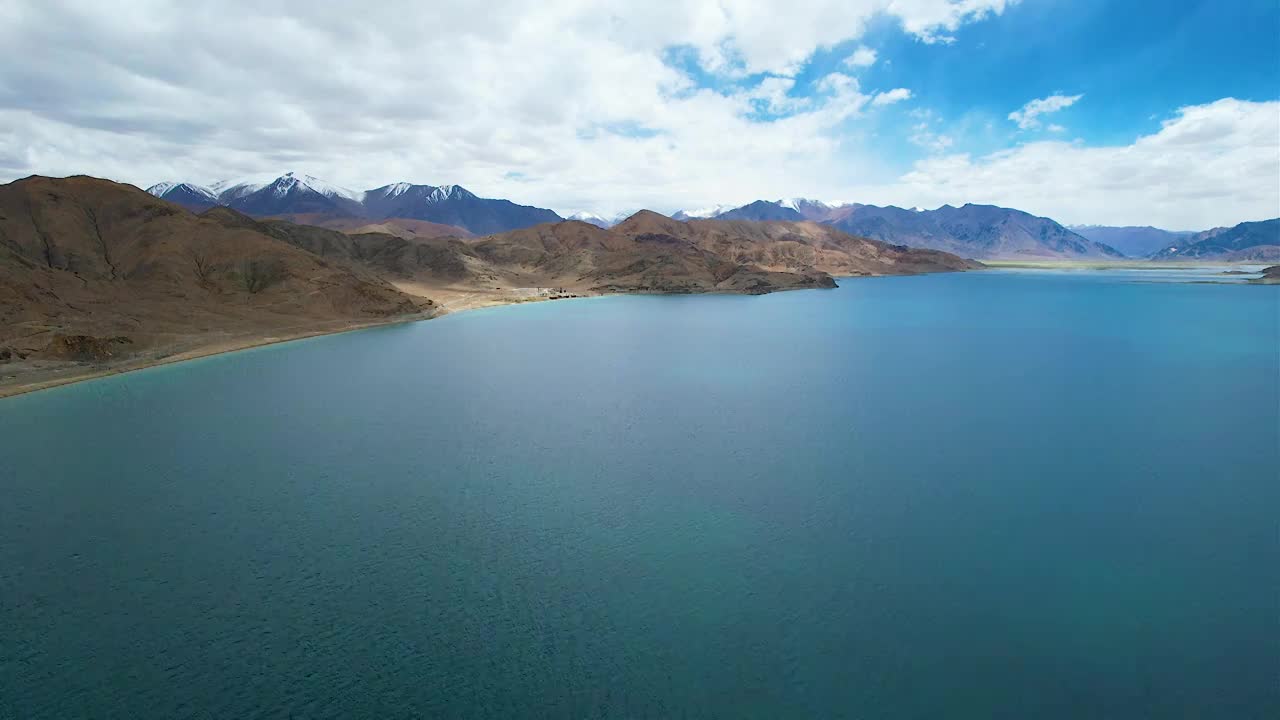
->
xmin=671 ymin=199 xmax=1123 ymax=259
xmin=149 ymin=176 xmax=1270 ymax=261
xmin=147 ymin=172 xmax=561 ymax=235
xmin=1068 ymin=225 xmax=1197 ymax=258
xmin=670 ymin=204 xmax=735 ymax=221
xmin=1148 ymin=219 xmax=1280 ymax=261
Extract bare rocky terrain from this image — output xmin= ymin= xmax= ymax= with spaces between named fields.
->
xmin=1149 ymin=219 xmax=1280 ymax=262
xmin=1 ymin=176 xmax=980 ymax=396
xmin=266 ymin=213 xmax=474 ymax=240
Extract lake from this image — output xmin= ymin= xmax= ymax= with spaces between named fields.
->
xmin=1 ymin=269 xmax=1276 ymax=718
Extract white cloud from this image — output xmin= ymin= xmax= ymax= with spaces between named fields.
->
xmin=894 ymin=98 xmax=1280 ymax=228
xmin=845 ymin=46 xmax=878 ymax=68
xmin=0 ymin=0 xmax=1016 ymax=215
xmin=872 ymin=88 xmax=913 ymax=106
xmin=651 ymin=0 xmax=1014 ymax=77
xmin=909 ymin=122 xmax=954 ymax=153
xmin=817 ymin=73 xmax=857 ymax=94
xmin=1008 ymin=93 xmax=1083 ymax=130
xmin=1046 ymin=123 xmax=1066 ymax=133
xmin=1 ymin=1 xmax=1273 ymax=229
xmin=745 ymin=76 xmax=814 ymax=114
xmin=918 ymin=33 xmax=957 ymax=45
xmin=892 ymin=0 xmax=1015 ymax=44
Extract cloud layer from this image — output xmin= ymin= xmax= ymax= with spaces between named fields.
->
xmin=0 ymin=1 xmax=1016 ymax=208
xmin=898 ymin=98 xmax=1280 ymax=229
xmin=0 ymin=1 xmax=1276 ymax=229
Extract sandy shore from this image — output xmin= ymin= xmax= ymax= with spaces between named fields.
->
xmin=0 ymin=316 xmax=430 ymax=400
xmin=6 ymin=261 xmax=1268 ymax=401
xmin=0 ymin=285 xmax=605 ymax=401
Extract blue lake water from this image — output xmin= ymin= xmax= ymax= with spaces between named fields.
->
xmin=1 ymin=269 xmax=1277 ymax=718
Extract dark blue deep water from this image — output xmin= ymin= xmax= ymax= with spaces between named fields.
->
xmin=2 ymin=270 xmax=1277 ymax=718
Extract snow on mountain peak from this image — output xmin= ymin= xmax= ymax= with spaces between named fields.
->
xmin=146 ymin=181 xmax=216 ymax=201
xmin=208 ymin=175 xmax=273 ymax=200
xmin=146 ymin=181 xmax=178 ymax=196
xmin=426 ymin=184 xmax=473 ymax=203
xmin=566 ymin=210 xmax=618 ymax=228
xmin=677 ymin=204 xmax=733 ymax=219
xmin=198 ymin=172 xmax=365 ymax=203
xmin=381 ymin=182 xmax=414 ymax=197
xmin=777 ymin=197 xmax=830 ymax=211
xmin=270 ymin=172 xmax=366 ymax=202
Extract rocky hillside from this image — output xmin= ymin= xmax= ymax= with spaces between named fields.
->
xmin=234 ymin=209 xmax=979 ymax=299
xmin=469 ymin=216 xmax=837 ymax=295
xmin=0 ymin=176 xmax=426 ymax=391
xmin=266 ymin=213 xmax=472 ymax=240
xmin=239 ymin=212 xmax=840 ymax=296
xmin=614 ymin=211 xmax=982 ymax=277
xmin=1149 ymin=219 xmax=1280 ymax=261
xmin=1250 ymin=265 xmax=1280 ymax=284
xmin=315 ymin=209 xmax=980 ymax=295
xmin=2 ymin=177 xmax=982 ymax=395
xmin=676 ymin=199 xmax=1123 ymax=260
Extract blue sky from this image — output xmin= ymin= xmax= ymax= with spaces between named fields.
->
xmin=673 ymin=0 xmax=1280 ymax=182
xmin=1 ymin=0 xmax=1277 ymax=228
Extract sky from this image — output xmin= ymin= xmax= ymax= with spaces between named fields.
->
xmin=0 ymin=0 xmax=1276 ymax=229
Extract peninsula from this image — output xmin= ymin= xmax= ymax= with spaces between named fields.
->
xmin=0 ymin=176 xmax=979 ymax=397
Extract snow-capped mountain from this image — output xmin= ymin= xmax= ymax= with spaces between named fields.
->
xmin=565 ymin=210 xmax=634 ymax=228
xmin=143 ymin=182 xmax=219 ymax=210
xmin=147 ymin=172 xmax=561 ymax=235
xmin=715 ymin=200 xmax=806 ymax=222
xmin=229 ymin=172 xmax=367 ymax=216
xmin=673 ymin=198 xmax=843 ymax=222
xmin=362 ymin=182 xmax=476 ymax=219
xmin=361 ymin=182 xmax=558 ymax=235
xmin=670 ymin=204 xmax=734 ymax=221
xmin=207 ymin=176 xmax=271 ymax=202
xmin=146 ymin=172 xmax=365 ymax=216
xmin=566 ymin=211 xmax=610 ymax=228
xmin=778 ymin=198 xmax=847 ymax=220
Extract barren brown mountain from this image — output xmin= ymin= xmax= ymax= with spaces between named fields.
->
xmin=1 ymin=177 xmax=979 ymax=396
xmin=293 ymin=209 xmax=979 ymax=298
xmin=465 ymin=217 xmax=840 ymax=295
xmin=614 ymin=210 xmax=983 ymax=276
xmin=0 ymin=176 xmax=427 ymax=394
xmin=268 ymin=213 xmax=473 ymax=240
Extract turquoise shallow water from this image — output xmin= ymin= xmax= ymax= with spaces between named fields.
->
xmin=1 ymin=270 xmax=1277 ymax=718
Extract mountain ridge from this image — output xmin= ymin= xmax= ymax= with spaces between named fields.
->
xmin=1069 ymin=225 xmax=1198 ymax=258
xmin=148 ymin=172 xmax=561 ymax=235
xmin=673 ymin=198 xmax=1122 ymax=259
xmin=1149 ymin=218 xmax=1280 ymax=261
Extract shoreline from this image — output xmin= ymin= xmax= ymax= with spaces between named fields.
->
xmin=0 ymin=314 xmax=437 ymax=401
xmin=2 ymin=262 xmax=1268 ymax=401
xmin=0 ymin=286 xmax=659 ymax=400
xmin=982 ymin=259 xmax=1272 ymax=270
xmin=0 ymin=279 xmax=829 ymax=401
